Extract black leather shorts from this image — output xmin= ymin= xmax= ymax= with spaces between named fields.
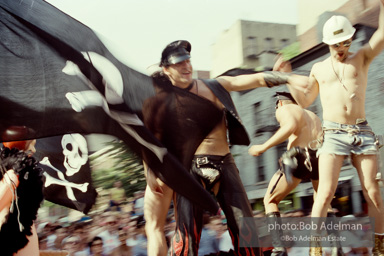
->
xmin=280 ymin=147 xmax=319 ymax=181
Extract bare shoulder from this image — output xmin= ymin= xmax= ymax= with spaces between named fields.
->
xmin=278 ymin=104 xmax=304 ymax=119
xmin=304 ymin=108 xmax=320 ymax=120
xmin=311 ymin=59 xmax=328 ymax=74
xmin=197 ymin=79 xmax=214 ymax=93
xmin=196 ymin=80 xmax=221 ymax=104
xmin=309 ymin=58 xmax=331 ymax=84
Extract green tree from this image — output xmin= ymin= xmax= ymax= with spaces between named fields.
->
xmin=279 ymin=41 xmax=301 ymax=60
xmin=89 ymin=140 xmax=146 ymax=198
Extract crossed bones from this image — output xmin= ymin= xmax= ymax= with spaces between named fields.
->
xmin=40 ymin=157 xmax=89 ymax=201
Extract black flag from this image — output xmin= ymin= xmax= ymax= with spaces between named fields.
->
xmin=0 ymin=0 xmax=220 ymax=213
xmin=34 ymin=134 xmax=97 ymax=214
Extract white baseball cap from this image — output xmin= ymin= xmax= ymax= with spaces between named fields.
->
xmin=322 ymin=15 xmax=356 ymax=45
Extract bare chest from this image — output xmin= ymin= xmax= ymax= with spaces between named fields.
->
xmin=316 ymin=60 xmax=367 ymax=101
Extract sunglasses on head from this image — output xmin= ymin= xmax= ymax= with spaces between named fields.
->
xmin=331 ymin=39 xmax=352 ymax=48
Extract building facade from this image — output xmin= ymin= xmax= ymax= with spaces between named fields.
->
xmin=211 ymin=20 xmax=297 ymax=77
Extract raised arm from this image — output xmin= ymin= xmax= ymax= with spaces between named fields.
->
xmin=362 ymin=0 xmax=384 ymax=61
xmin=248 ymin=106 xmax=300 ymax=156
xmin=216 ymin=71 xmax=309 ymax=92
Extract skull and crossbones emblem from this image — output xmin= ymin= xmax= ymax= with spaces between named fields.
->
xmin=41 ymin=134 xmax=89 ymax=203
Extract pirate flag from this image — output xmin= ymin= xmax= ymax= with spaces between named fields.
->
xmin=34 ymin=134 xmax=97 ymax=214
xmin=0 ymin=0 xmax=220 ymax=213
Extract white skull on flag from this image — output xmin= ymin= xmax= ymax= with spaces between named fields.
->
xmin=61 ymin=134 xmax=88 ymax=176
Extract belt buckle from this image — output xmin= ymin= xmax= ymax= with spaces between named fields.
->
xmin=356 ymin=118 xmax=366 ymax=125
xmin=196 ymin=157 xmax=209 ymax=166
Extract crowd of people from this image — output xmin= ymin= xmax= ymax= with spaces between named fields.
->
xmin=37 ymin=209 xmax=144 ymax=256
xmin=34 ymin=206 xmax=376 ymax=256
xmin=35 ymin=205 xmax=237 ymax=256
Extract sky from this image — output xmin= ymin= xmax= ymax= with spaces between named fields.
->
xmin=46 ymin=0 xmax=298 ymax=74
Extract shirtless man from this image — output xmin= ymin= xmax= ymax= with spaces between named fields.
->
xmin=143 ymin=40 xmax=308 ymax=256
xmin=288 ymin=2 xmax=384 ymax=255
xmin=249 ymin=91 xmax=321 ymax=256
xmin=249 ymin=92 xmax=343 ymax=256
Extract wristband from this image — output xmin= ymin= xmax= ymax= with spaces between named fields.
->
xmin=264 ymin=71 xmax=290 ymax=88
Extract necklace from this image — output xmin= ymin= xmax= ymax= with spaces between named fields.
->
xmin=330 ymin=58 xmax=356 ymax=99
xmin=331 ymin=58 xmax=347 ymax=91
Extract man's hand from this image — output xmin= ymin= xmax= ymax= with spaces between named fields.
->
xmin=146 ymin=168 xmax=164 ymax=196
xmin=273 ymin=55 xmax=292 ymax=72
xmin=273 ymin=55 xmax=309 ymax=92
xmin=248 ymin=145 xmax=267 ymax=156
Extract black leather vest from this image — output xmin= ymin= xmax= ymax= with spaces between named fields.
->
xmin=202 ymin=79 xmax=250 ymax=146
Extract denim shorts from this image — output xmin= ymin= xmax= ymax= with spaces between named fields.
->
xmin=317 ymin=120 xmax=378 ymax=156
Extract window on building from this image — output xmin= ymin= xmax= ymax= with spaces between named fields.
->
xmin=255 ymin=155 xmax=265 ymax=182
xmin=246 ymin=36 xmax=258 ymax=58
xmin=264 ymin=37 xmax=273 ymax=51
xmin=281 ymin=38 xmax=289 ymax=48
xmin=253 ymin=101 xmax=261 ymax=128
xmin=253 ymin=100 xmax=265 ymax=182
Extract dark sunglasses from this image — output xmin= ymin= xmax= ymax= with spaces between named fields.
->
xmin=331 ymin=39 xmax=352 ymax=48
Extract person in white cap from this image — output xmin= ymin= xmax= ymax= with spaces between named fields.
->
xmin=287 ymin=1 xmax=384 ymax=255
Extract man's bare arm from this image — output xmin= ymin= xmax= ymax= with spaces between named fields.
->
xmin=249 ymin=107 xmax=300 ymax=156
xmin=363 ymin=0 xmax=384 ymax=61
xmin=217 ymin=72 xmax=308 ymax=92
